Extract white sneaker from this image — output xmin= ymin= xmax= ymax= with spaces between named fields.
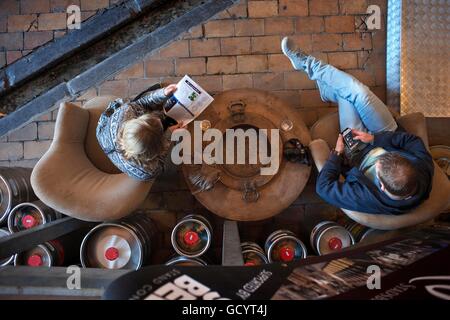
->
xmin=281 ymin=37 xmax=308 ymax=71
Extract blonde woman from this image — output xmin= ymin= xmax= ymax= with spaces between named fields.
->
xmin=96 ymin=84 xmax=182 ymax=180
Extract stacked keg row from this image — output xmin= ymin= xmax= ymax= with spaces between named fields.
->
xmin=1 ymin=168 xmax=387 ymax=270
xmin=80 ymin=214 xmax=213 ymax=269
xmin=241 ymin=221 xmax=357 ymax=265
xmin=0 ymin=168 xmax=74 ymax=267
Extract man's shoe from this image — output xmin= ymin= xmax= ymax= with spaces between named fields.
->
xmin=281 ymin=36 xmax=308 ymax=71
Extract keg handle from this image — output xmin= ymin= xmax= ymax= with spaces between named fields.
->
xmin=242 ymin=181 xmax=259 ymax=203
xmin=228 ymin=101 xmax=246 ymax=123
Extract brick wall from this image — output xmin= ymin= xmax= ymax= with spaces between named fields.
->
xmin=0 ymin=0 xmax=118 ymax=66
xmin=0 ymin=0 xmax=387 ymax=167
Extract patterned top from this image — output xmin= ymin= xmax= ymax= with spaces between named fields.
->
xmin=96 ymin=87 xmax=172 ymax=181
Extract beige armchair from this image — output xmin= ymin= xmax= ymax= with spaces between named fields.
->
xmin=309 ymin=112 xmax=450 ymax=230
xmin=31 ymin=96 xmax=154 ymax=222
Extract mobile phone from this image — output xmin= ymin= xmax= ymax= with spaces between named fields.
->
xmin=341 ymin=128 xmax=366 ymax=153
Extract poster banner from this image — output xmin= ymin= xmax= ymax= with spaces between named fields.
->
xmin=103 ymin=225 xmax=450 ymax=300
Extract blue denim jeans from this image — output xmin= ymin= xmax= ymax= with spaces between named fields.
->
xmin=302 ymin=55 xmax=397 ymax=133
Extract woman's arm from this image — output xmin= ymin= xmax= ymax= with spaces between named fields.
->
xmin=133 ymin=84 xmax=178 ymax=112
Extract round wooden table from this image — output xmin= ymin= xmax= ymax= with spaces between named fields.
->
xmin=181 ymin=89 xmax=311 ymax=221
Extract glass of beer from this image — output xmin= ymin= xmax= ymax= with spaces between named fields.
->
xmin=281 ymin=119 xmax=293 ymax=132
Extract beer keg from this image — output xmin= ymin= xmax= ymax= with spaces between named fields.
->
xmin=0 ymin=228 xmax=14 ymax=266
xmin=14 ymin=241 xmax=64 ymax=267
xmin=265 ymin=230 xmax=307 ymax=263
xmin=344 ymin=221 xmax=386 ymax=243
xmin=8 ymin=200 xmax=63 ymax=233
xmin=80 ymin=213 xmax=157 ymax=270
xmin=171 ymin=214 xmax=212 ymax=258
xmin=310 ymin=221 xmax=355 ymax=256
xmin=0 ymin=168 xmax=36 ymax=224
xmin=241 ymin=242 xmax=268 ymax=266
xmin=14 ymin=230 xmax=85 ymax=267
xmin=165 ymin=255 xmax=207 ymax=267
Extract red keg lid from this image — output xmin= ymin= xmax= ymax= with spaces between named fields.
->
xmin=21 ymin=214 xmax=37 ymax=229
xmin=105 ymin=247 xmax=120 ymax=261
xmin=27 ymin=254 xmax=43 ymax=267
xmin=244 ymin=261 xmax=256 ymax=266
xmin=280 ymin=247 xmax=294 ymax=262
xmin=183 ymin=231 xmax=199 ymax=246
xmin=328 ymin=237 xmax=343 ymax=250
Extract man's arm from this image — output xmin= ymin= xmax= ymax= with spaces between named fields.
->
xmin=316 ymin=134 xmax=371 ymax=210
xmin=316 ymin=152 xmax=370 ymax=210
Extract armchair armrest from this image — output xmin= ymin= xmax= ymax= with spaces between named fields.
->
xmin=53 ymin=102 xmax=89 ymax=143
xmin=309 ymin=139 xmax=330 ymax=173
xmin=396 ymin=112 xmax=429 ymax=150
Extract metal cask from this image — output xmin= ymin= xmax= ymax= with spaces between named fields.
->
xmin=0 ymin=168 xmax=36 ymax=224
xmin=8 ymin=200 xmax=63 ymax=233
xmin=171 ymin=214 xmax=212 ymax=258
xmin=265 ymin=230 xmax=307 ymax=263
xmin=310 ymin=221 xmax=355 ymax=255
xmin=165 ymin=255 xmax=208 ymax=266
xmin=14 ymin=241 xmax=64 ymax=267
xmin=241 ymin=241 xmax=268 ymax=266
xmin=80 ymin=213 xmax=157 ymax=270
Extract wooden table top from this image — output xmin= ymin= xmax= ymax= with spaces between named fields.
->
xmin=181 ymin=89 xmax=312 ymax=221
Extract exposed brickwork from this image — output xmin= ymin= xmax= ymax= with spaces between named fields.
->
xmin=21 ymin=0 xmax=51 ymax=14
xmin=190 ymin=38 xmax=221 ymax=57
xmin=279 ymin=0 xmax=308 ymax=17
xmin=7 ymin=122 xmax=37 ymax=141
xmin=1 ymin=0 xmax=387 ymax=171
xmin=207 ymin=56 xmax=237 ymax=74
xmin=310 ymin=0 xmax=339 ymax=16
xmin=24 ymin=140 xmax=52 ymax=159
xmin=24 ymin=31 xmax=53 ymax=49
xmin=0 ymin=0 xmax=118 ymax=66
xmin=7 ymin=14 xmax=38 ymax=32
xmin=38 ymin=12 xmax=67 ymax=30
xmin=248 ymin=1 xmax=279 ymax=18
xmin=235 ymin=19 xmax=264 ymax=36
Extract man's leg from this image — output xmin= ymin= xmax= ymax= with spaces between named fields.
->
xmin=281 ymin=37 xmax=397 ymax=133
xmin=314 ymin=80 xmax=367 ymax=131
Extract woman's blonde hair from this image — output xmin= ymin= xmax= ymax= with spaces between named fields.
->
xmin=117 ymin=113 xmax=169 ymax=170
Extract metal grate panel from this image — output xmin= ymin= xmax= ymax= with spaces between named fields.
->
xmin=400 ymin=0 xmax=450 ymax=117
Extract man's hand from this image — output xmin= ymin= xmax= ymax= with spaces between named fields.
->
xmin=351 ymin=129 xmax=374 ymax=143
xmin=164 ymin=84 xmax=178 ymax=96
xmin=168 ymin=121 xmax=185 ymax=132
xmin=335 ymin=134 xmax=345 ymax=155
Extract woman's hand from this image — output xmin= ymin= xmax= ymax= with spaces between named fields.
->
xmin=164 ymin=84 xmax=178 ymax=96
xmin=351 ymin=129 xmax=374 ymax=143
xmin=168 ymin=121 xmax=185 ymax=132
